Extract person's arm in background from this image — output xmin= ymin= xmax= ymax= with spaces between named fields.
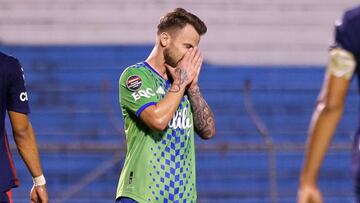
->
xmin=6 ymin=56 xmax=48 ymax=203
xmin=298 ymin=48 xmax=356 ymax=203
xmin=8 ymin=111 xmax=48 ymax=203
xmin=186 ymin=53 xmax=216 ymax=139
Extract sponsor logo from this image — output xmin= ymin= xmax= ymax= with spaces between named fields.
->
xmin=131 ymin=88 xmax=155 ymax=101
xmin=168 ymin=107 xmax=192 ymax=129
xmin=126 ymin=75 xmax=142 ymax=91
xmin=19 ymin=92 xmax=28 ymax=102
xmin=156 ymin=86 xmax=166 ymax=95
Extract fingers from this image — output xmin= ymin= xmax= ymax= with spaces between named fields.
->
xmin=297 ymin=194 xmax=306 ymax=203
xmin=187 ymin=48 xmax=202 ymax=86
xmin=164 ymin=64 xmax=178 ymax=82
xmin=30 ymin=186 xmax=38 ymax=203
xmin=30 ymin=185 xmax=48 ymax=203
xmin=297 ymin=190 xmax=310 ymax=203
xmin=31 ymin=197 xmax=38 ymax=203
xmin=298 ymin=192 xmax=311 ymax=203
xmin=187 ymin=47 xmax=197 ymax=64
xmin=297 ymin=187 xmax=323 ymax=203
xmin=164 ymin=63 xmax=175 ymax=69
xmin=180 ymin=48 xmax=194 ymax=65
xmin=192 ymin=48 xmax=201 ymax=66
xmin=168 ymin=47 xmax=203 ymax=87
xmin=191 ymin=50 xmax=202 ymax=83
xmin=195 ymin=54 xmax=203 ymax=75
xmin=37 ymin=186 xmax=49 ymax=203
xmin=177 ymin=47 xmax=199 ymax=71
xmin=314 ymin=193 xmax=323 ymax=203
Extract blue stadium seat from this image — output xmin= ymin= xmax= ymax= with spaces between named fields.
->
xmin=1 ymin=45 xmax=357 ymax=202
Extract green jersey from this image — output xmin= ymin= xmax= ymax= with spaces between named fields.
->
xmin=116 ymin=62 xmax=196 ymax=203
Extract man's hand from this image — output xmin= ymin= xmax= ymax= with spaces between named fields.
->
xmin=188 ymin=50 xmax=203 ymax=90
xmin=297 ymin=184 xmax=323 ymax=203
xmin=164 ymin=47 xmax=201 ymax=89
xmin=30 ymin=185 xmax=48 ymax=203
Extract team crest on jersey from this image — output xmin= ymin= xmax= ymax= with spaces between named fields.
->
xmin=127 ymin=75 xmax=142 ymax=91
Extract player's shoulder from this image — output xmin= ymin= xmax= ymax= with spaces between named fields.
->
xmin=120 ymin=62 xmax=150 ymax=81
xmin=334 ymin=6 xmax=360 ymax=54
xmin=344 ymin=5 xmax=360 ymax=21
xmin=0 ymin=52 xmax=23 ymax=82
xmin=122 ymin=62 xmax=148 ymax=73
xmin=0 ymin=52 xmax=21 ymax=72
xmin=340 ymin=5 xmax=360 ymax=30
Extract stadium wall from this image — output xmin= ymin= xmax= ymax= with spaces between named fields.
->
xmin=0 ymin=0 xmax=359 ymax=65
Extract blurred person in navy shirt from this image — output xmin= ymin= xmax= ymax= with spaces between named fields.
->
xmin=0 ymin=52 xmax=48 ymax=203
xmin=298 ymin=5 xmax=360 ymax=203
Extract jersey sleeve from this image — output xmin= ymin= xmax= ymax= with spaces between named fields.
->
xmin=333 ymin=11 xmax=360 ymax=56
xmin=119 ymin=67 xmax=158 ymax=117
xmin=6 ymin=58 xmax=30 ymax=114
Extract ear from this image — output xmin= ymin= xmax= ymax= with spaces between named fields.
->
xmin=159 ymin=32 xmax=170 ymax=47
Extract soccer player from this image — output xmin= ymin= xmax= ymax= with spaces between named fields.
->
xmin=298 ymin=5 xmax=360 ymax=203
xmin=115 ymin=8 xmax=216 ymax=203
xmin=0 ymin=52 xmax=48 ymax=203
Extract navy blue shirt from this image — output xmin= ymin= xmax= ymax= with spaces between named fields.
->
xmin=0 ymin=52 xmax=30 ymax=192
xmin=334 ymin=5 xmax=360 ymax=85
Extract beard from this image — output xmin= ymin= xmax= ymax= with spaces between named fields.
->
xmin=164 ymin=47 xmax=178 ymax=67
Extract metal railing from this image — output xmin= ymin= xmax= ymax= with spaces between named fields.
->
xmin=8 ymin=79 xmax=354 ymax=202
xmin=243 ymin=79 xmax=278 ymax=203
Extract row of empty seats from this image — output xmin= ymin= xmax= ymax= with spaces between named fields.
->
xmin=2 ymin=45 xmax=357 ymax=202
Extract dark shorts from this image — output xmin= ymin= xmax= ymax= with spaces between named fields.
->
xmin=115 ymin=197 xmax=138 ymax=203
xmin=0 ymin=190 xmax=12 ymax=203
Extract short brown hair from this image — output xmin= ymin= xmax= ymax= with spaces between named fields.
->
xmin=157 ymin=8 xmax=207 ymax=36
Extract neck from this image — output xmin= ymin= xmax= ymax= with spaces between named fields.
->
xmin=145 ymin=45 xmax=168 ymax=80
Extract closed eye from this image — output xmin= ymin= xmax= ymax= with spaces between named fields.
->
xmin=184 ymin=44 xmax=193 ymax=49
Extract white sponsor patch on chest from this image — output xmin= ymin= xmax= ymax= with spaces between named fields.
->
xmin=168 ymin=107 xmax=192 ymax=129
xmin=131 ymin=88 xmax=155 ymax=101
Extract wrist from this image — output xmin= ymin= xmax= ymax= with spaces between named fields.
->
xmin=188 ymin=84 xmax=199 ymax=92
xmin=299 ymin=174 xmax=317 ymax=188
xmin=33 ymin=174 xmax=46 ymax=186
xmin=169 ymin=82 xmax=186 ymax=93
xmin=172 ymin=80 xmax=187 ymax=89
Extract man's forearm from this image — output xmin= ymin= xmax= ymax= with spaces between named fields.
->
xmin=154 ymin=83 xmax=187 ymax=124
xmin=300 ymin=102 xmax=344 ymax=186
xmin=187 ymin=85 xmax=215 ymax=139
xmin=140 ymin=79 xmax=189 ymax=131
xmin=13 ymin=123 xmax=43 ymax=177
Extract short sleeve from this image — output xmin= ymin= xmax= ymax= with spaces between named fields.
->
xmin=333 ymin=11 xmax=360 ymax=56
xmin=119 ymin=67 xmax=158 ymax=117
xmin=6 ymin=59 xmax=30 ymax=114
